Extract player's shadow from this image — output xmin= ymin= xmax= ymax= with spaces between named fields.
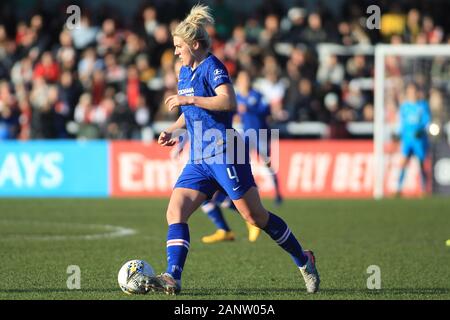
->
xmin=318 ymin=288 xmax=450 ymax=295
xmin=0 ymin=288 xmax=119 ymax=294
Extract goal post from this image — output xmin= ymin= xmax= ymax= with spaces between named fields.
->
xmin=373 ymin=44 xmax=450 ymax=199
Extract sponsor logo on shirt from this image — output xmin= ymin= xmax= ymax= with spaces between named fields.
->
xmin=178 ymin=87 xmax=194 ymax=96
xmin=213 ymin=68 xmax=229 ymax=82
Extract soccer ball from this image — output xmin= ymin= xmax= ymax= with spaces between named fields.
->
xmin=118 ymin=259 xmax=155 ymax=294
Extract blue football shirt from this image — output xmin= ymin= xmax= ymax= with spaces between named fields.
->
xmin=177 ymin=54 xmax=233 ymax=161
xmin=398 ymin=99 xmax=431 ymax=140
xmin=236 ymin=89 xmax=270 ymax=131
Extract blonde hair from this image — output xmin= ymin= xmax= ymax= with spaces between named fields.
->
xmin=172 ymin=4 xmax=214 ymax=50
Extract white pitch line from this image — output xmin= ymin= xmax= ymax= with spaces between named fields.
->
xmin=0 ymin=220 xmax=138 ymax=241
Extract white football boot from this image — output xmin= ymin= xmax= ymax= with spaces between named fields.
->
xmin=299 ymin=250 xmax=320 ymax=293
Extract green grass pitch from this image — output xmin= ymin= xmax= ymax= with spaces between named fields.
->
xmin=0 ymin=197 xmax=449 ymax=300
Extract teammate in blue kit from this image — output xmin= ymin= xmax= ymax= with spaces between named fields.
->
xmin=199 ymin=70 xmax=284 ymax=244
xmin=144 ymin=4 xmax=319 ymax=295
xmin=396 ymin=83 xmax=431 ymax=195
xmin=235 ymin=69 xmax=283 ymax=205
xmin=171 ymin=134 xmax=260 ymax=244
xmin=200 ymin=190 xmax=262 ymax=243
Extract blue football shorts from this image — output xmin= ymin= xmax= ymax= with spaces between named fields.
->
xmin=174 ymin=152 xmax=256 ymax=200
xmin=401 ymin=138 xmax=428 ymax=162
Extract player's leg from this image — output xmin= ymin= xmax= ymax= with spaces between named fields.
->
xmin=146 ymin=163 xmax=213 ymax=295
xmin=210 ymin=155 xmax=318 ymax=292
xmin=397 ymin=141 xmax=412 ymax=195
xmin=146 ymin=188 xmax=206 ymax=294
xmin=147 ymin=187 xmax=207 ymax=294
xmin=232 ymin=187 xmax=319 ymax=293
xmin=414 ymin=141 xmax=428 ymax=193
xmin=201 ymin=193 xmax=235 ymax=243
xmin=253 ymin=136 xmax=283 ymax=206
xmin=263 ymin=159 xmax=283 ymax=205
xmin=213 ymin=191 xmax=261 ymax=242
xmin=397 ymin=155 xmax=410 ymax=194
xmin=418 ymin=160 xmax=427 ymax=193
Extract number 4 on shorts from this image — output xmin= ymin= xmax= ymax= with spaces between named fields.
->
xmin=227 ymin=166 xmax=240 ymax=183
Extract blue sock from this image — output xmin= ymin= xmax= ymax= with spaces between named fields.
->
xmin=215 ymin=192 xmax=237 ymax=212
xmin=166 ymin=223 xmax=190 ymax=280
xmin=398 ymin=168 xmax=406 ymax=192
xmin=263 ymin=212 xmax=308 ymax=267
xmin=269 ymin=168 xmax=281 ymax=198
xmin=201 ymin=201 xmax=231 ymax=231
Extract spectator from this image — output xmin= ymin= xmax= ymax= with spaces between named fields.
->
xmin=282 ymin=7 xmax=307 ymax=44
xmin=48 ymin=85 xmax=70 ymax=138
xmin=323 ymin=92 xmax=353 ymax=139
xmin=71 ymin=15 xmax=99 ymax=50
xmin=91 ymin=68 xmax=106 ymax=105
xmin=104 ymin=53 xmax=126 ymax=85
xmin=224 ymin=25 xmax=248 ymax=62
xmin=33 ymin=51 xmax=60 ymax=83
xmin=258 ymin=14 xmax=282 ymax=56
xmin=0 ymin=81 xmax=19 ymax=139
xmin=141 ymin=6 xmax=159 ymax=39
xmin=256 ymin=55 xmax=288 ymax=122
xmin=106 ymin=96 xmax=135 ymax=139
xmin=317 ymin=54 xmax=345 ymax=86
xmin=125 ymin=64 xmax=146 ymax=112
xmin=96 ymin=19 xmax=122 ymax=56
xmin=301 ymin=12 xmax=328 ymax=48
xmin=346 ymin=55 xmax=372 ymax=79
xmin=119 ymin=32 xmax=143 ymax=66
xmin=147 ymin=24 xmax=172 ymax=69
xmin=135 ymin=54 xmax=155 ymax=83
xmin=55 ymin=29 xmax=77 ymax=72
xmin=11 ymin=56 xmax=33 ymax=86
xmin=133 ymin=94 xmax=151 ymax=138
xmin=78 ymin=47 xmax=104 ymax=86
xmin=59 ymin=70 xmax=82 ymax=120
xmin=244 ymin=15 xmax=263 ymax=44
xmin=287 ymin=78 xmax=322 ymax=122
xmin=403 ymin=8 xmax=421 ymax=43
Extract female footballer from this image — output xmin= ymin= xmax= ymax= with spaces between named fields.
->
xmin=145 ymin=4 xmax=319 ymax=295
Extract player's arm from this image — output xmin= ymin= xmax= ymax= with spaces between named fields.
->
xmin=420 ymin=101 xmax=431 ymax=130
xmin=165 ymin=83 xmax=237 ymax=112
xmin=158 ymin=113 xmax=186 ymax=147
xmin=191 ymin=83 xmax=237 ymax=112
xmin=256 ymin=94 xmax=271 ymax=117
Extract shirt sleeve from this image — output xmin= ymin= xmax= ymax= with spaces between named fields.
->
xmin=207 ymin=58 xmax=231 ymax=90
xmin=398 ymin=103 xmax=405 ymax=136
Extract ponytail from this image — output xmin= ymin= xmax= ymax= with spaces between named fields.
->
xmin=172 ymin=4 xmax=214 ymax=50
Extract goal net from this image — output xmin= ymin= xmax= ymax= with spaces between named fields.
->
xmin=374 ymin=44 xmax=450 ymax=199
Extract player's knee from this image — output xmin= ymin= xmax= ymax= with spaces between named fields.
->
xmin=240 ymin=208 xmax=268 ymax=228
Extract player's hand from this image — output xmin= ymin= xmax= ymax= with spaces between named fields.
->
xmin=158 ymin=131 xmax=177 ymax=147
xmin=415 ymin=130 xmax=425 ymax=138
xmin=170 ymin=146 xmax=183 ymax=160
xmin=165 ymin=95 xmax=190 ymax=112
xmin=237 ymin=103 xmax=247 ymax=114
xmin=391 ymin=133 xmax=400 ymax=142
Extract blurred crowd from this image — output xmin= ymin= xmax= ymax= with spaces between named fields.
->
xmin=0 ymin=0 xmax=449 ymax=140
